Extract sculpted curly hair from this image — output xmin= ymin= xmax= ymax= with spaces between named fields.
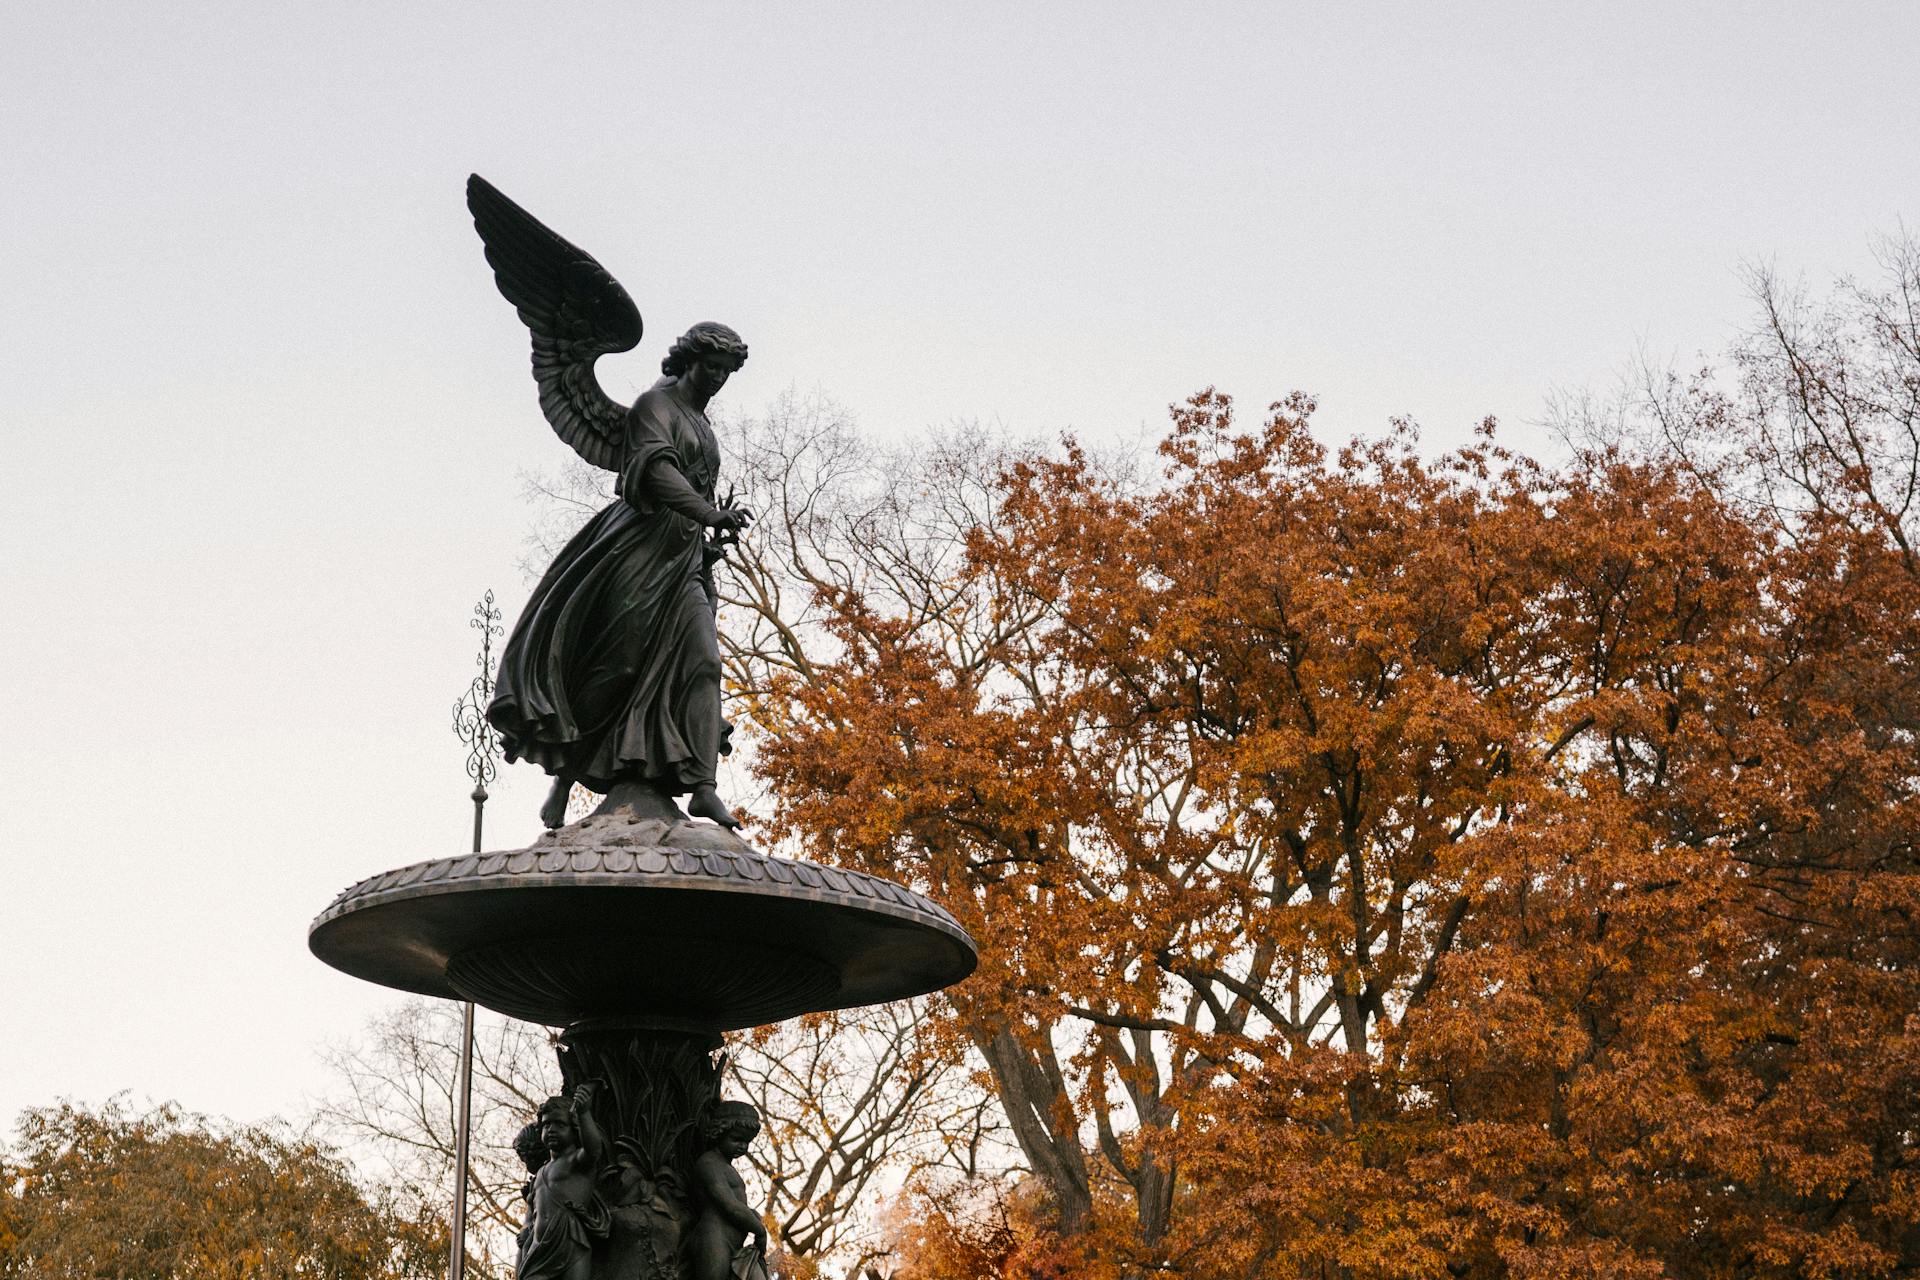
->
xmin=662 ymin=322 xmax=749 ymax=377
xmin=514 ymin=1121 xmax=549 ymax=1172
xmin=699 ymin=1099 xmax=761 ymax=1143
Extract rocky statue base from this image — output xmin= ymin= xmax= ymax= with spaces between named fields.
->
xmin=310 ymin=788 xmax=976 ymax=1280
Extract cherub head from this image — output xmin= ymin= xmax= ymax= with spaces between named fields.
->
xmin=514 ymin=1120 xmax=549 ymax=1176
xmin=700 ymin=1099 xmax=761 ymax=1160
xmin=536 ymin=1095 xmax=579 ymax=1156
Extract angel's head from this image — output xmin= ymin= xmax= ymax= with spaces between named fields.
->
xmin=664 ymin=322 xmax=749 ymax=400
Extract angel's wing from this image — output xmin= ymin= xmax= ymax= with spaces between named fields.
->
xmin=467 ymin=174 xmax=643 ymax=471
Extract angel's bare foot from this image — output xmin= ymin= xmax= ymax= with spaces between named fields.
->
xmin=687 ymin=785 xmax=740 ymax=830
xmin=539 ymin=776 xmax=572 ymax=829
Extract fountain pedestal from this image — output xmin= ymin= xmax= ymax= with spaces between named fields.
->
xmin=310 ymin=800 xmax=975 ymax=1280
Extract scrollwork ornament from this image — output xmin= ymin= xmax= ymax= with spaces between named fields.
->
xmin=452 ymin=589 xmax=505 ymax=798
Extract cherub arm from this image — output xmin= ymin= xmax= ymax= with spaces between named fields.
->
xmin=573 ymin=1082 xmax=608 ymax=1170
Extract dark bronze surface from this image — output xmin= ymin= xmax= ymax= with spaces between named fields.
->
xmin=305 ymin=178 xmax=980 ymax=1279
xmin=508 ymin=1029 xmax=763 ymax=1280
xmin=307 ymin=809 xmax=976 ymax=1029
xmin=467 ymin=176 xmax=755 ymax=830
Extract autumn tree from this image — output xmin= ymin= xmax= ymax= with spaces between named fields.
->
xmin=722 ymin=366 xmax=1916 ymax=1276
xmin=503 ymin=283 xmax=1917 ymax=1278
xmin=722 ymin=408 xmax=1210 ymax=1252
xmin=0 ymin=1097 xmax=445 ymax=1279
xmin=1157 ymin=406 xmax=1916 ymax=1277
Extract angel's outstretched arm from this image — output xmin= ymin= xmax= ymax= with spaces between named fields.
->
xmin=641 ymin=462 xmax=728 ymax=524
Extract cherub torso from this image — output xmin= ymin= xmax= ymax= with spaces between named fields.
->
xmin=532 ymin=1149 xmax=596 ymax=1216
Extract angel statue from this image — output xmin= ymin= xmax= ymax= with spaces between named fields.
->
xmin=468 ymin=175 xmax=753 ymax=830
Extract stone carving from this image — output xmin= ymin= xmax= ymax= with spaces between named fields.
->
xmin=467 ymin=175 xmax=753 ymax=831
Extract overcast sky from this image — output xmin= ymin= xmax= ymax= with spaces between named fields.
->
xmin=3 ymin=0 xmax=1916 ymax=1132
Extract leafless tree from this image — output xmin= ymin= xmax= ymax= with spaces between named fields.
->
xmin=730 ymin=1002 xmax=1013 ymax=1277
xmin=1555 ymin=228 xmax=1919 ymax=575
xmin=317 ymin=1000 xmax=558 ymax=1276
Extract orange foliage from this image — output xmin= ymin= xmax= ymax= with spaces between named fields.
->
xmin=0 ymin=1098 xmax=448 ymax=1278
xmin=733 ymin=271 xmax=1918 ymax=1277
xmin=885 ymin=1174 xmax=1131 ymax=1280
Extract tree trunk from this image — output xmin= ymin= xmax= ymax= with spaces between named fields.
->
xmin=973 ymin=1026 xmax=1094 ymax=1234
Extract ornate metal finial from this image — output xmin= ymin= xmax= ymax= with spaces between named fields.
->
xmin=446 ymin=590 xmax=503 ymax=1280
xmin=452 ymin=590 xmax=504 ymax=806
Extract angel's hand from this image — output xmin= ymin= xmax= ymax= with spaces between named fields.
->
xmin=707 ymin=506 xmax=754 ymax=533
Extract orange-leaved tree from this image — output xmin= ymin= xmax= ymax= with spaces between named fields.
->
xmin=722 ymin=368 xmax=1917 ymax=1276
xmin=0 ymin=1098 xmax=448 ymax=1279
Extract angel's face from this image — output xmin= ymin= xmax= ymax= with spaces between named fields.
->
xmin=685 ymin=353 xmax=736 ymax=399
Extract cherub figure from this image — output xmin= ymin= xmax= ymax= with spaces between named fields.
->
xmin=518 ymin=1083 xmax=610 ymax=1280
xmin=687 ymin=1101 xmax=768 ymax=1280
xmin=513 ymin=1120 xmax=551 ymax=1258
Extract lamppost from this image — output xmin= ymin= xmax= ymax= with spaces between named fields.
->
xmin=447 ymin=590 xmax=502 ymax=1280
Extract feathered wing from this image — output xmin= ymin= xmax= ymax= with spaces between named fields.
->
xmin=467 ymin=174 xmax=643 ymax=471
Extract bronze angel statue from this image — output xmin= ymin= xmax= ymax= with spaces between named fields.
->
xmin=468 ymin=175 xmax=752 ymax=830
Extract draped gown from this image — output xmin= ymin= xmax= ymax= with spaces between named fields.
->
xmin=487 ymin=382 xmax=732 ymax=795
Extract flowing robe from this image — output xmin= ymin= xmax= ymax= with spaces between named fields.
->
xmin=516 ymin=1187 xmax=609 ymax=1280
xmin=488 ymin=384 xmax=731 ymax=794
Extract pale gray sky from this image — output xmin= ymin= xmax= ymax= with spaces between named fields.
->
xmin=3 ymin=0 xmax=1916 ymax=1128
